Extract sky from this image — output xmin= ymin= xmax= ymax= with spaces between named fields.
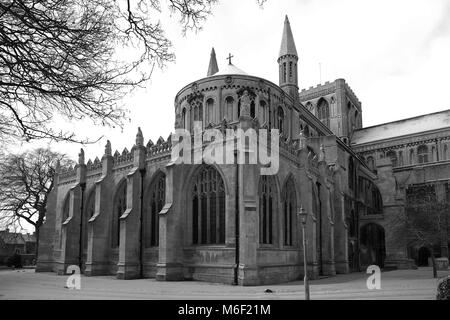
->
xmin=14 ymin=0 xmax=450 ymax=162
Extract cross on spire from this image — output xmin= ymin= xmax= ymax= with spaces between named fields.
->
xmin=226 ymin=53 xmax=234 ymax=65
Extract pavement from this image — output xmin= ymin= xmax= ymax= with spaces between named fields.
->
xmin=0 ymin=267 xmax=448 ymax=300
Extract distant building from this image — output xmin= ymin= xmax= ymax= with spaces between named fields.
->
xmin=0 ymin=229 xmax=37 ymax=265
xmin=37 ymin=16 xmax=449 ymax=285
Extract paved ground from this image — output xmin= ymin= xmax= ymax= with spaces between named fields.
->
xmin=0 ymin=267 xmax=448 ymax=300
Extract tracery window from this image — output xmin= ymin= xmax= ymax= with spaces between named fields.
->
xmin=112 ymin=181 xmax=127 ymax=248
xmin=145 ymin=173 xmax=165 ymax=247
xmin=83 ymin=191 xmax=96 ymax=251
xmin=259 ymin=175 xmax=276 ymax=245
xmin=192 ymin=166 xmax=225 ymax=245
xmin=317 ymin=98 xmax=330 ymax=127
xmin=283 ymin=177 xmax=296 ymax=246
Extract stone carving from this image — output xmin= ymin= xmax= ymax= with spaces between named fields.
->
xmin=105 ymin=140 xmax=112 ymax=156
xmin=78 ymin=148 xmax=85 ymax=165
xmin=136 ymin=127 xmax=144 ymax=147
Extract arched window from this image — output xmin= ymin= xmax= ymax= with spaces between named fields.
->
xmin=112 ymin=181 xmax=127 ymax=248
xmin=84 ymin=191 xmax=96 ymax=251
xmin=386 ymin=150 xmax=398 ymax=167
xmin=250 ymin=101 xmax=256 ymax=118
xmin=192 ymin=101 xmax=203 ymax=122
xmin=60 ymin=194 xmax=70 ymax=248
xmin=417 ymin=145 xmax=429 ymax=164
xmin=182 ymin=108 xmax=187 ymax=129
xmin=398 ymin=151 xmax=404 ymax=166
xmin=348 ymin=157 xmax=355 ymax=190
xmin=277 ymin=107 xmax=284 ymax=134
xmin=206 ymin=98 xmax=214 ymax=124
xmin=62 ymin=193 xmax=70 ymax=223
xmin=259 ymin=100 xmax=267 ymax=123
xmin=317 ymin=98 xmax=330 ymax=127
xmin=367 ymin=156 xmax=375 ymax=171
xmin=409 ymin=149 xmax=414 ymax=165
xmin=283 ymin=62 xmax=287 ymax=82
xmin=191 ymin=166 xmax=225 ymax=245
xmin=444 ymin=144 xmax=448 ymax=160
xmin=225 ymin=96 xmax=234 ymax=121
xmin=145 ymin=173 xmax=165 ymax=247
xmin=283 ymin=177 xmax=296 ymax=246
xmin=259 ymin=175 xmax=276 ymax=245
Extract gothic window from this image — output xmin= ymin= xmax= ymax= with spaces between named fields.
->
xmin=145 ymin=173 xmax=165 ymax=247
xmin=259 ymin=175 xmax=276 ymax=245
xmin=289 ymin=61 xmax=293 ymax=79
xmin=250 ymin=101 xmax=256 ymax=118
xmin=283 ymin=62 xmax=287 ymax=82
xmin=112 ymin=180 xmax=127 ymax=248
xmin=62 ymin=194 xmax=70 ymax=223
xmin=84 ymin=191 xmax=96 ymax=251
xmin=398 ymin=151 xmax=404 ymax=166
xmin=317 ymin=98 xmax=330 ymax=127
xmin=225 ymin=96 xmax=234 ymax=121
xmin=348 ymin=157 xmax=355 ymax=190
xmin=386 ymin=150 xmax=398 ymax=167
xmin=444 ymin=144 xmax=448 ymax=160
xmin=277 ymin=107 xmax=285 ymax=134
xmin=417 ymin=145 xmax=429 ymax=164
xmin=60 ymin=194 xmax=70 ymax=248
xmin=409 ymin=149 xmax=414 ymax=165
xmin=283 ymin=177 xmax=296 ymax=246
xmin=259 ymin=100 xmax=267 ymax=123
xmin=192 ymin=101 xmax=203 ymax=123
xmin=206 ymin=98 xmax=214 ymax=124
xmin=191 ymin=166 xmax=225 ymax=245
xmin=304 ymin=125 xmax=310 ymax=137
xmin=182 ymin=108 xmax=187 ymax=129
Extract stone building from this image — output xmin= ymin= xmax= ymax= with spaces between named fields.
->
xmin=36 ymin=16 xmax=449 ymax=285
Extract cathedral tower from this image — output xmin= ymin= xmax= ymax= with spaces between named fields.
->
xmin=278 ymin=15 xmax=299 ymax=100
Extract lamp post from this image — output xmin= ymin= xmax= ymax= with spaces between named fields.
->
xmin=298 ymin=206 xmax=310 ymax=300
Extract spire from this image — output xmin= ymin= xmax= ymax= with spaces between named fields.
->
xmin=279 ymin=15 xmax=298 ymax=58
xmin=207 ymin=47 xmax=219 ymax=76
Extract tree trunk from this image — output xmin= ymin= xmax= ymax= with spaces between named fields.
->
xmin=35 ymin=226 xmax=40 ymax=260
xmin=430 ymin=250 xmax=437 ymax=279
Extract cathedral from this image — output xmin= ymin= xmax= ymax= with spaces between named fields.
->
xmin=36 ymin=16 xmax=450 ymax=285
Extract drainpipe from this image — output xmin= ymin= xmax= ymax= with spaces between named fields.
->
xmin=78 ymin=183 xmax=86 ymax=271
xmin=234 ymin=151 xmax=240 ymax=285
xmin=139 ymin=168 xmax=146 ymax=278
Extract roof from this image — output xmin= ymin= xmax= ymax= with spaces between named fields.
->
xmin=279 ymin=15 xmax=298 ymax=57
xmin=212 ymin=63 xmax=248 ymax=76
xmin=352 ymin=109 xmax=450 ymax=145
xmin=207 ymin=48 xmax=219 ymax=77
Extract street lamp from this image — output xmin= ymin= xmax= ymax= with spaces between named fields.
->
xmin=298 ymin=206 xmax=310 ymax=300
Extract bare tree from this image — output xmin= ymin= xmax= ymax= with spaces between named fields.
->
xmin=0 ymin=0 xmax=267 ymax=143
xmin=402 ymin=201 xmax=450 ymax=278
xmin=0 ymin=148 xmax=74 ymax=255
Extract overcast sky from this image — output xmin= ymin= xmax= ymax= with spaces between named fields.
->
xmin=16 ymin=0 xmax=450 ymax=162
